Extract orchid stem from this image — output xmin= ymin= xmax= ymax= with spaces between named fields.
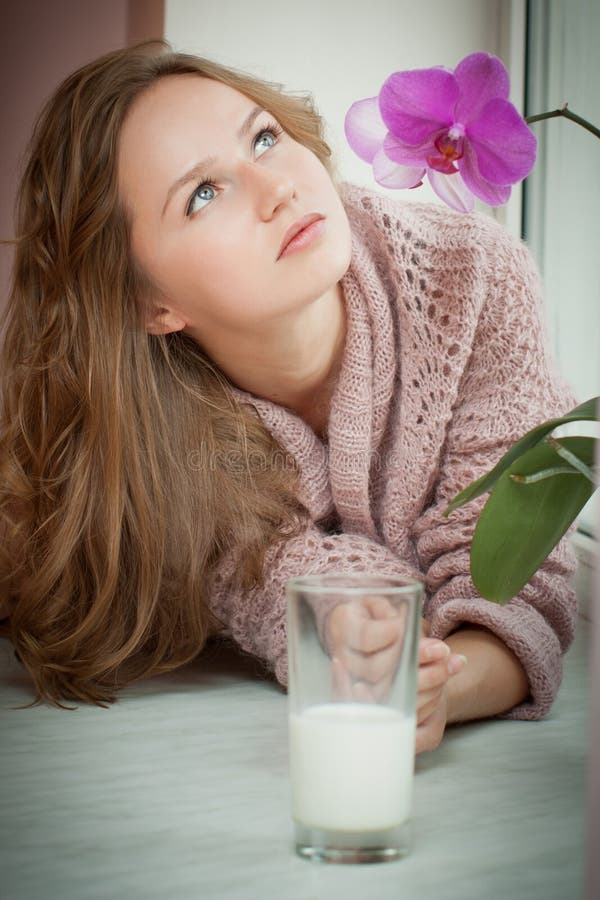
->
xmin=510 ymin=467 xmax=579 ymax=484
xmin=546 ymin=435 xmax=597 ymax=483
xmin=526 ymin=106 xmax=600 ymax=140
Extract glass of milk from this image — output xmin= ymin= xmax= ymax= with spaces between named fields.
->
xmin=286 ymin=574 xmax=423 ymax=863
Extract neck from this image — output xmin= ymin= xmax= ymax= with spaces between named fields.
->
xmin=192 ymin=282 xmax=346 ymax=432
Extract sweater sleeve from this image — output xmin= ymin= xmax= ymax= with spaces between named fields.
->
xmin=206 ymin=524 xmax=421 ymax=688
xmin=411 ymin=218 xmax=578 ymax=720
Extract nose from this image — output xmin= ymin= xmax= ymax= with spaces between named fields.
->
xmin=241 ymin=162 xmax=296 ymax=219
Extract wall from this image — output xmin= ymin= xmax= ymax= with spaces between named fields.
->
xmin=164 ymin=0 xmax=523 ymax=224
xmin=0 ymin=0 xmax=164 ymax=311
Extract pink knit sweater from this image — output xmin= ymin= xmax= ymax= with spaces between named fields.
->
xmin=208 ymin=182 xmax=578 ymax=720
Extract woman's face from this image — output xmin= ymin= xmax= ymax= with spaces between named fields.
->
xmin=117 ymin=74 xmax=352 ymax=340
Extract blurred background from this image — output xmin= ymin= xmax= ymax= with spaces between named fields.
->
xmin=1 ymin=0 xmax=598 ymax=536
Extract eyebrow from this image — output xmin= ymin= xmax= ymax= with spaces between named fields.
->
xmin=162 ymin=105 xmax=266 ymax=217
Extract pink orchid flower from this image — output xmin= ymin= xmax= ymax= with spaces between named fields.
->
xmin=344 ymin=52 xmax=537 ymax=213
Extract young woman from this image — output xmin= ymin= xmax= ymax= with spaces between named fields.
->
xmin=0 ymin=42 xmax=577 ymax=753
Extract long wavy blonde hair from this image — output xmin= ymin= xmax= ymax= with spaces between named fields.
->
xmin=0 ymin=41 xmax=339 ymax=708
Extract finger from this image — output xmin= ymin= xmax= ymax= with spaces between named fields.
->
xmin=363 ymin=597 xmax=409 ymax=653
xmin=447 ymin=653 xmax=468 ymax=676
xmin=327 ymin=602 xmax=396 ymax=653
xmin=368 ymin=673 xmax=394 ymax=703
xmin=415 ymin=722 xmax=444 ymax=755
xmin=417 ymin=659 xmax=451 ymax=693
xmin=354 ymin=616 xmax=405 ymax=654
xmin=331 ymin=656 xmax=378 ymax=704
xmin=363 ymin=596 xmax=404 ymax=621
xmin=339 ymin=637 xmax=404 ymax=684
xmin=418 ymin=701 xmax=445 ymax=733
xmin=331 ymin=656 xmax=354 ymax=701
xmin=415 ymin=707 xmax=446 ymax=754
xmin=362 ymin=596 xmax=394 ymax=618
xmin=331 ymin=608 xmax=404 ymax=655
xmin=416 ymin=685 xmax=444 ymax=713
xmin=417 ymin=693 xmax=443 ymax=724
xmin=419 ymin=639 xmax=450 ymax=665
xmin=370 ymin=657 xmax=457 ymax=709
xmin=328 ymin=599 xmax=407 ymax=655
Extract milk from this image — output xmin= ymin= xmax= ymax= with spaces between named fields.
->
xmin=289 ymin=703 xmax=416 ymax=832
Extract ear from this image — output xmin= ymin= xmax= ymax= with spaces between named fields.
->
xmin=145 ymin=306 xmax=187 ymax=336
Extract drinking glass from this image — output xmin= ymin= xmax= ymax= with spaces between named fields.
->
xmin=286 ymin=574 xmax=423 ymax=863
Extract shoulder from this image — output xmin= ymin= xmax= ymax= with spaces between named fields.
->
xmin=337 ymin=181 xmax=541 ymax=321
xmin=338 ymin=180 xmax=530 ymax=265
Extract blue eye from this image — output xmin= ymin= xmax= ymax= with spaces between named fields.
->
xmin=186 ymin=120 xmax=284 ymax=217
xmin=254 ymin=129 xmax=278 ymax=154
xmin=186 ymin=183 xmax=217 ymax=216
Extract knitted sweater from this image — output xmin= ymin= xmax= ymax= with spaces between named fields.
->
xmin=208 ymin=181 xmax=578 ymax=720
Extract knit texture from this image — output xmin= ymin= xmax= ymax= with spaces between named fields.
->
xmin=207 ymin=182 xmax=578 ymax=720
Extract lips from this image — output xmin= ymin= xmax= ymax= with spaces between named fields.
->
xmin=278 ymin=213 xmax=324 ymax=259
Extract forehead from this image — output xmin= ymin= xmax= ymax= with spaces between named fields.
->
xmin=118 ymin=74 xmax=257 ymax=211
xmin=121 ymin=74 xmax=254 ymax=148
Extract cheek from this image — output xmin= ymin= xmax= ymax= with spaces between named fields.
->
xmin=129 ymin=223 xmax=174 ymax=297
xmin=169 ymin=237 xmax=255 ymax=321
xmin=132 ymin=223 xmax=237 ymax=302
xmin=298 ymin=149 xmax=334 ymax=188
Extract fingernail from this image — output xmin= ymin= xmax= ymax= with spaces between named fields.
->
xmin=425 ymin=641 xmax=450 ymax=661
xmin=447 ymin=654 xmax=468 ymax=675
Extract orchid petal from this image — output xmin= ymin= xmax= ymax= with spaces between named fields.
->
xmin=467 ymin=98 xmax=537 ymax=184
xmin=379 ymin=67 xmax=458 ymax=145
xmin=382 ymin=131 xmax=437 ymax=166
xmin=344 ymin=96 xmax=387 ymax=163
xmin=372 ymin=148 xmax=425 ymax=188
xmin=427 ymin=169 xmax=475 ymax=213
xmin=459 ymin=141 xmax=512 ymax=206
xmin=454 ymin=52 xmax=510 ymax=123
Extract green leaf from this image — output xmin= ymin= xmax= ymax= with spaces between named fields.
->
xmin=470 ymin=436 xmax=597 ymax=603
xmin=444 ymin=396 xmax=599 ymax=517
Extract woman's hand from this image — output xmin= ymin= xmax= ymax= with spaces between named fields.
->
xmin=326 ymin=595 xmax=409 ymax=702
xmin=416 ymin=637 xmax=466 ymax=754
xmin=325 ymin=600 xmax=467 ymax=753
